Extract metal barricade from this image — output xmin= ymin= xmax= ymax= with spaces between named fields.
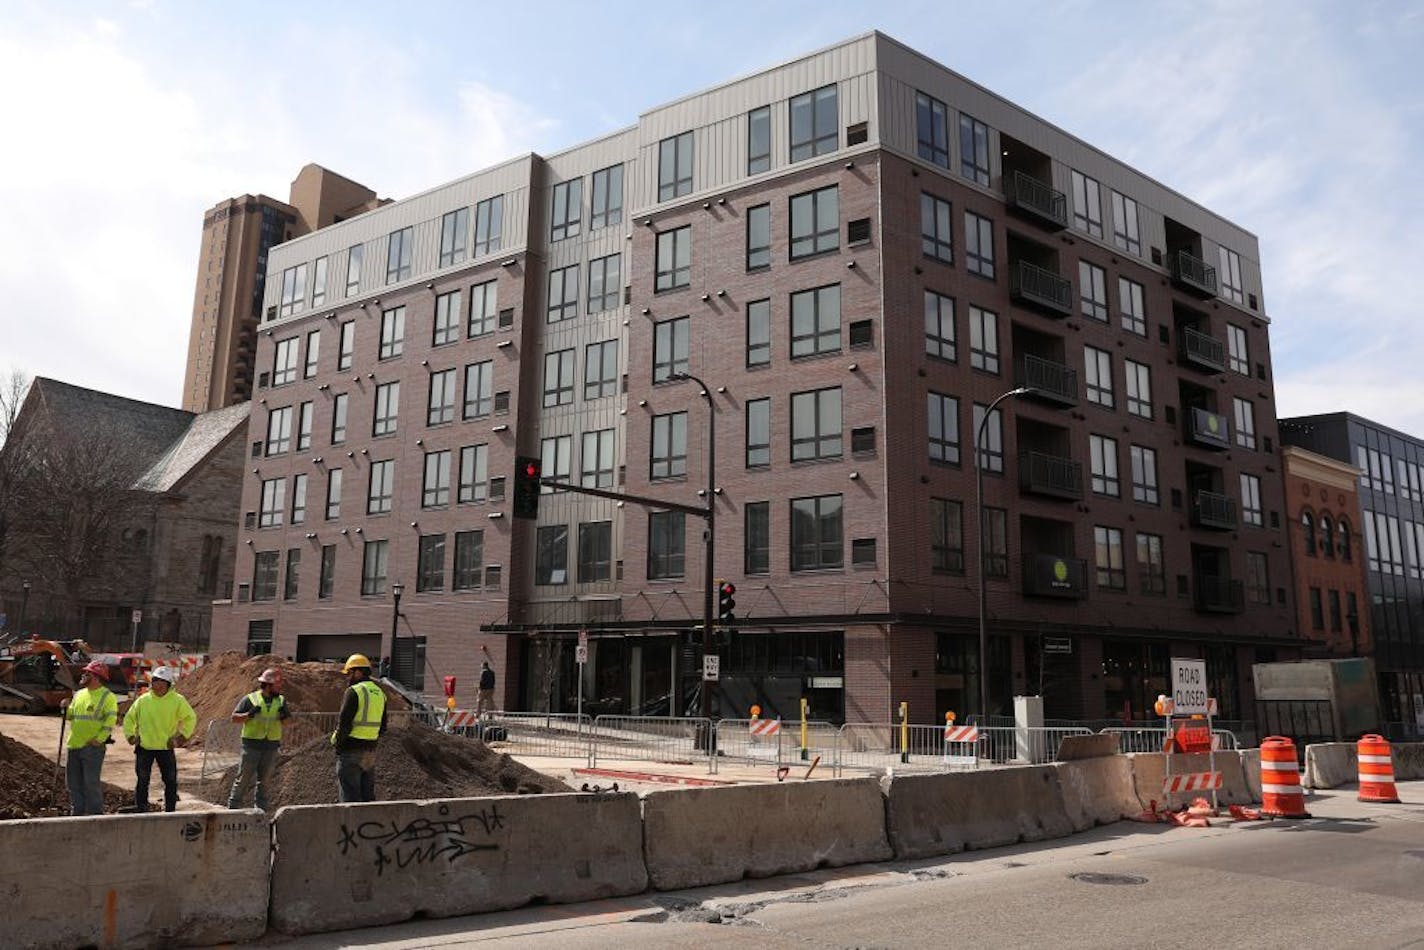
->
xmin=1099 ymin=726 xmax=1241 ymax=753
xmin=589 ymin=716 xmax=712 ymax=771
xmin=199 ymin=719 xmax=242 ymax=784
xmin=713 ymin=718 xmax=840 ymax=774
xmin=477 ymin=712 xmax=592 ymax=758
xmin=835 ymin=723 xmax=962 ymax=774
xmin=976 ymin=726 xmax=1094 ymax=764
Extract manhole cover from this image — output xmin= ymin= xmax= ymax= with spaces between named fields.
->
xmin=1070 ymin=872 xmax=1148 ymax=886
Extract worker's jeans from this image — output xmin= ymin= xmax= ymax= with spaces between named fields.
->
xmin=66 ymin=745 xmax=106 ymax=816
xmin=134 ymin=747 xmax=179 ymax=813
xmin=336 ymin=747 xmax=377 ymax=803
xmin=227 ymin=742 xmax=279 ymax=811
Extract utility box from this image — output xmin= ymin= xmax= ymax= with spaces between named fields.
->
xmin=1253 ymin=658 xmax=1380 ymax=741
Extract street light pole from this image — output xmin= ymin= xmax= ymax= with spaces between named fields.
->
xmin=389 ymin=581 xmax=404 ymax=682
xmin=669 ymin=372 xmax=716 ymax=720
xmin=976 ymin=387 xmax=1032 ymax=723
xmin=17 ymin=580 xmax=30 ymax=638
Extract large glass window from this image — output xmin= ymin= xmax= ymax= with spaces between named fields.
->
xmin=747 ymin=106 xmax=771 ymax=174
xmin=969 ymin=305 xmax=998 ymax=374
xmin=468 ymin=280 xmax=497 ymax=337
xmin=1119 ymin=277 xmax=1147 ymax=336
xmin=427 ymin=369 xmax=455 ymax=425
xmin=373 ymin=381 xmax=399 ymax=436
xmin=473 ymin=195 xmax=503 ymax=256
xmin=433 ymin=290 xmax=461 ymax=346
xmin=1130 ymin=444 xmax=1159 ymax=505
xmin=550 ymin=179 xmax=582 ymax=242
xmin=265 ymin=406 xmax=292 ymax=455
xmin=541 ymin=435 xmax=572 ymax=493
xmin=1071 ymin=170 xmax=1103 ymax=237
xmin=590 ymin=165 xmax=624 ymax=229
xmin=587 ymin=253 xmax=622 ymax=314
xmin=259 ymin=478 xmax=285 ymax=528
xmin=921 ymin=193 xmax=953 ymax=263
xmin=385 ymin=227 xmax=412 ymax=284
xmin=744 ymin=501 xmax=770 ymax=575
xmin=252 ymin=551 xmax=279 ymax=601
xmin=290 ymin=473 xmax=307 ymax=525
xmin=417 ymin=534 xmax=446 ymax=592
xmin=1125 ymin=359 xmax=1152 ymax=419
xmin=965 ymin=212 xmax=994 ymax=278
xmin=581 ymin=429 xmax=615 ymax=488
xmin=1137 ymin=533 xmax=1166 ymax=595
xmin=789 ymin=85 xmax=837 ymax=162
xmin=1228 ymin=324 xmax=1250 ymax=375
xmin=367 ymin=459 xmax=393 ymax=515
xmin=543 ymin=348 xmax=575 ymax=407
xmin=379 ymin=306 xmax=405 ymax=359
xmin=547 ymin=264 xmax=579 ymax=322
xmin=652 ymin=317 xmax=689 ymax=383
xmin=463 ymin=360 xmax=493 ymax=418
xmin=272 ymin=337 xmax=299 ymax=386
xmin=453 ymin=531 xmax=483 ymax=590
xmin=1079 ymin=261 xmax=1108 ymax=321
xmin=1090 ymin=434 xmax=1120 ymax=497
xmin=650 ymin=412 xmax=687 ymax=479
xmin=422 ymin=450 xmax=451 ymax=508
xmin=789 ymin=186 xmax=838 ymax=259
xmin=658 ymin=131 xmax=693 ymax=201
xmin=746 ymin=398 xmax=770 ymax=468
xmin=361 ymin=540 xmax=389 ymax=595
xmin=931 ymin=497 xmax=963 ymax=573
xmin=279 ymin=264 xmax=307 ymax=317
xmin=916 ymin=91 xmax=950 ymax=168
xmin=1095 ymin=525 xmax=1125 ymax=590
xmin=338 ymin=320 xmax=354 ymax=370
xmin=648 ymin=511 xmax=686 ymax=579
xmin=959 ymin=115 xmax=990 ymax=186
xmin=1219 ymin=246 xmax=1245 ymax=304
xmin=1111 ymin=191 xmax=1141 ymax=255
xmin=655 ymin=227 xmax=691 ymax=292
xmin=791 ymin=494 xmax=842 ymax=571
xmin=283 ymin=548 xmax=301 ymax=600
xmin=296 ymin=401 xmax=312 ymax=451
xmin=345 ymin=245 xmax=363 ymax=296
xmin=972 ymin=404 xmax=1003 ymax=473
xmin=1085 ymin=346 xmax=1114 ymax=408
xmin=790 ymin=284 xmax=840 ymax=357
xmin=579 ymin=522 xmax=612 ymax=582
xmin=1234 ymin=397 xmax=1257 ymax=450
xmin=584 ymin=340 xmax=619 ymax=400
xmin=746 ymin=299 xmax=770 ymax=367
xmin=319 ymin=545 xmax=336 ymax=600
xmin=536 ymin=525 xmax=569 ymax=585
xmin=458 ymin=444 xmax=487 ymax=503
xmin=439 ymin=208 xmax=468 ymax=268
xmin=1241 ymin=473 xmax=1263 ymax=527
xmin=325 ymin=468 xmax=342 ymax=520
xmin=791 ymin=387 xmax=841 ymax=461
xmin=928 ymin=392 xmax=960 ymax=465
xmin=983 ymin=507 xmax=1008 ymax=577
xmin=746 ymin=203 xmax=771 ymax=270
xmin=925 ymin=290 xmax=955 ymax=361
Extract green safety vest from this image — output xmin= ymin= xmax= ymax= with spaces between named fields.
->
xmin=66 ymin=686 xmax=117 ymax=750
xmin=239 ymin=690 xmax=285 ymax=742
xmin=348 ymin=680 xmax=385 ymax=741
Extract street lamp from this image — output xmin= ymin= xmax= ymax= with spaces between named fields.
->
xmin=668 ymin=371 xmax=716 ymax=720
xmin=389 ymin=581 xmax=404 ymax=682
xmin=976 ymin=387 xmax=1033 ymax=723
xmin=17 ymin=580 xmax=30 ymax=638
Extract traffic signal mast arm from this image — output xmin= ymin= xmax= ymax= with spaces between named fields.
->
xmin=536 ymin=476 xmax=712 ymax=519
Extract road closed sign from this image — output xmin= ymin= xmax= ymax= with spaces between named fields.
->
xmin=1171 ymin=658 xmax=1208 ymax=715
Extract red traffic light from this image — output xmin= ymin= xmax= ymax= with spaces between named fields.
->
xmin=720 ymin=582 xmax=736 ymax=596
xmin=523 ymin=460 xmax=541 ymax=478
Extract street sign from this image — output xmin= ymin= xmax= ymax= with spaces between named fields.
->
xmin=1043 ymin=636 xmax=1072 ymax=654
xmin=703 ymin=655 xmax=720 ymax=682
xmin=131 ymin=609 xmax=142 ymax=625
xmin=1171 ymin=658 xmax=1209 ymax=715
xmin=578 ymin=629 xmax=588 ymax=647
xmin=575 ymin=644 xmax=588 ymax=665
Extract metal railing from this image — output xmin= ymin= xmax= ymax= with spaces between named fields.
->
xmin=588 ymin=716 xmax=711 ymax=769
xmin=476 ymin=711 xmax=592 ymax=758
xmin=1178 ymin=325 xmax=1226 ymax=371
xmin=1099 ymin=727 xmax=1240 ymax=754
xmin=1007 ymin=170 xmax=1069 ymax=229
xmin=1011 ymin=259 xmax=1074 ymax=315
xmin=1016 ymin=354 xmax=1078 ymax=405
xmin=977 ymin=726 xmax=1095 ymax=764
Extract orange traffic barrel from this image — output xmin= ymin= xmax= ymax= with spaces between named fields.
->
xmin=1357 ymin=734 xmax=1401 ymax=803
xmin=1260 ymin=736 xmax=1310 ymax=818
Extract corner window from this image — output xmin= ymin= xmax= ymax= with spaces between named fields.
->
xmin=474 ymin=195 xmax=503 ymax=256
xmin=789 ymin=85 xmax=837 ymax=162
xmin=959 ymin=115 xmax=990 ymax=186
xmin=916 ymin=92 xmax=950 ymax=168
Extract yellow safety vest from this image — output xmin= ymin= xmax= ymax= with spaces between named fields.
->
xmin=239 ymin=690 xmax=285 ymax=742
xmin=348 ymin=680 xmax=385 ymax=741
xmin=66 ymin=686 xmax=117 ymax=750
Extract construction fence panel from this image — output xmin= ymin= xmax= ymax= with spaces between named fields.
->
xmin=835 ymin=723 xmax=967 ymax=774
xmin=712 ymin=719 xmax=840 ymax=774
xmin=199 ymin=719 xmax=242 ymax=784
xmin=1098 ymin=726 xmax=1240 ymax=754
xmin=977 ymin=726 xmax=1094 ymax=765
xmin=476 ymin=712 xmax=593 ymax=759
xmin=589 ymin=716 xmax=712 ymax=771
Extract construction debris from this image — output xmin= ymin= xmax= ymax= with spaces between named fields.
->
xmin=0 ymin=732 xmax=128 ymax=819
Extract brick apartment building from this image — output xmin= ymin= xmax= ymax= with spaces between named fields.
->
xmin=211 ymin=32 xmax=1300 ymax=722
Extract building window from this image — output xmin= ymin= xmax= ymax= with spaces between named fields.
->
xmin=439 ymin=207 xmax=469 ymax=268
xmin=426 ymin=369 xmax=455 ymax=426
xmin=252 ymin=551 xmax=279 ymax=601
xmin=590 ymin=165 xmax=624 ymax=229
xmin=1241 ymin=551 xmax=1268 ymax=605
xmin=652 ymin=317 xmax=689 ymax=383
xmin=746 ymin=398 xmax=770 ymax=468
xmin=361 ymin=540 xmax=389 ymax=596
xmin=550 ymin=178 xmax=582 ymax=242
xmin=1240 ymin=473 xmax=1263 ymax=527
xmin=655 ymin=227 xmax=691 ymax=292
xmin=1329 ymin=587 xmax=1346 ymax=630
xmin=745 ymin=501 xmax=770 ymax=574
xmin=651 ymin=412 xmax=687 ymax=479
xmin=921 ymin=193 xmax=953 ymax=263
xmin=1137 ymin=533 xmax=1166 ymax=595
xmin=969 ymin=306 xmax=999 ymax=374
xmin=1320 ymin=515 xmax=1336 ymax=558
xmin=433 ymin=290 xmax=461 ymax=346
xmin=541 ymin=435 xmax=572 ymax=493
xmin=746 ymin=299 xmax=771 ymax=367
xmin=916 ymin=91 xmax=950 ymax=168
xmin=983 ymin=507 xmax=1008 ymax=577
xmin=1227 ymin=324 xmax=1249 ymax=375
xmin=790 ymin=284 xmax=841 ymax=358
xmin=789 ymin=186 xmax=838 ymax=259
xmin=1125 ymin=360 xmax=1152 ymax=419
xmin=1234 ymin=397 xmax=1257 ymax=450
xmin=745 ymin=203 xmax=771 ymax=270
xmin=468 ymin=280 xmax=497 ymax=337
xmin=1366 ymin=511 xmax=1406 ymax=575
xmin=296 ymin=401 xmax=313 ymax=451
xmin=747 ymin=106 xmax=771 ymax=174
xmin=453 ymin=531 xmax=483 ymax=590
xmin=330 ymin=393 xmax=348 ymax=444
xmin=290 ymin=473 xmax=307 ymax=525
xmin=1111 ymin=191 xmax=1141 ymax=255
xmin=959 ymin=114 xmax=990 ymax=186
xmin=1308 ymin=587 xmax=1324 ymax=631
xmin=458 ymin=444 xmax=487 ymax=503
xmin=578 ymin=521 xmax=612 ymax=582
xmin=338 ymin=320 xmax=354 ymax=370
xmin=1119 ymin=277 xmax=1146 ymax=336
xmin=965 ymin=212 xmax=994 ymax=278
xmin=416 ymin=534 xmax=445 ymax=592
xmin=279 ymin=264 xmax=307 ymax=317
xmin=543 ymin=348 xmax=575 ymax=407
xmin=1130 ymin=444 xmax=1159 ymax=505
xmin=928 ymin=392 xmax=960 ymax=465
xmin=791 ymin=387 xmax=841 ymax=461
xmin=584 ymin=340 xmax=619 ymax=400
xmin=373 ymin=381 xmax=399 ymax=436
xmin=259 ymin=478 xmax=286 ymax=528
xmin=1071 ymin=170 xmax=1103 ymax=237
xmin=1302 ymin=511 xmax=1317 ymax=556
xmin=536 ymin=525 xmax=569 ymax=585
xmin=547 ymin=264 xmax=579 ymax=322
xmin=789 ymin=84 xmax=837 ymax=162
xmin=386 ymin=227 xmax=412 ymax=284
xmin=422 ymin=450 xmax=451 ymax=508
xmin=658 ymin=131 xmax=693 ymax=201
xmin=304 ymin=330 xmax=320 ymax=377
xmin=931 ymin=497 xmax=963 ymax=573
xmin=265 ymin=406 xmax=292 ymax=455
xmin=345 ymin=245 xmax=363 ymax=296
xmin=1079 ymin=261 xmax=1108 ymax=321
xmin=367 ymin=459 xmax=393 ymax=515
xmin=464 ymin=360 xmax=493 ymax=418
xmin=972 ymin=404 xmax=1004 ymax=473
xmin=319 ymin=545 xmax=336 ymax=600
xmin=1084 ymin=346 xmax=1114 ymax=408
xmin=473 ymin=195 xmax=503 ymax=256
xmin=648 ymin=510 xmax=686 ymax=579
xmin=379 ymin=306 xmax=405 ymax=360
xmin=1219 ymin=246 xmax=1245 ymax=304
xmin=1095 ymin=525 xmax=1125 ymax=590
xmin=1339 ymin=519 xmax=1353 ymax=562
xmin=272 ymin=338 xmax=299 ymax=386
xmin=924 ymin=290 xmax=956 ymax=361
xmin=1090 ymin=434 xmax=1120 ymax=497
xmin=581 ymin=429 xmax=615 ymax=488
xmin=587 ymin=254 xmax=622 ymax=314
xmin=791 ymin=494 xmax=842 ymax=571
xmin=325 ymin=468 xmax=342 ymax=520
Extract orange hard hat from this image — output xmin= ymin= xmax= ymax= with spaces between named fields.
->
xmin=82 ymin=660 xmax=109 ymax=680
xmin=257 ymin=668 xmax=280 ymax=685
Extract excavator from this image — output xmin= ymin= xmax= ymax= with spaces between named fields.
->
xmin=0 ymin=637 xmax=94 ymax=714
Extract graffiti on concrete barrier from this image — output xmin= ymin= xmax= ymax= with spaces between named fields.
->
xmin=336 ymin=802 xmax=504 ymax=874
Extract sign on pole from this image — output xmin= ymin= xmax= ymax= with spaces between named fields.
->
xmin=703 ymin=655 xmax=720 ymax=682
xmin=1043 ymin=636 xmax=1072 ymax=654
xmin=578 ymin=629 xmax=588 ymax=647
xmin=131 ymin=609 xmax=143 ymax=625
xmin=1171 ymin=658 xmax=1209 ymax=716
xmin=574 ymin=644 xmax=589 ymax=665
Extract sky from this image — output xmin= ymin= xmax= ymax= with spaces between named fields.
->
xmin=2 ymin=0 xmax=1422 ymax=432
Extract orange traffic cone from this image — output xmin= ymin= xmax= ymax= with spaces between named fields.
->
xmin=1357 ymin=734 xmax=1401 ymax=803
xmin=1260 ymin=736 xmax=1311 ymax=818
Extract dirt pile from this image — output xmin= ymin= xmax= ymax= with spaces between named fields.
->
xmin=0 ymin=732 xmax=129 ymax=819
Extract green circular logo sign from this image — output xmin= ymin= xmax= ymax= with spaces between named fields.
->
xmin=1053 ymin=559 xmax=1068 ymax=582
xmin=1207 ymin=414 xmax=1220 ymax=433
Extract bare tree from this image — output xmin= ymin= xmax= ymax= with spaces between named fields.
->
xmin=0 ymin=369 xmax=32 ymax=585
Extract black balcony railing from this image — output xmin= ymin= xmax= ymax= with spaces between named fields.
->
xmin=1185 ymin=406 xmax=1232 ymax=450
xmin=1195 ymin=576 xmax=1245 ymax=613
xmin=1018 ymin=450 xmax=1083 ymax=499
xmin=1006 ymin=170 xmax=1069 ymax=231
xmin=1016 ymin=354 xmax=1078 ymax=407
xmin=1178 ymin=325 xmax=1226 ymax=373
xmin=1192 ymin=490 xmax=1238 ymax=530
xmin=1021 ymin=552 xmax=1088 ymax=599
xmin=1170 ymin=249 xmax=1219 ymax=298
xmin=1010 ymin=260 xmax=1073 ymax=318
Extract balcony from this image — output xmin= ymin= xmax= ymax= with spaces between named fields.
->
xmin=1018 ymin=450 xmax=1083 ymax=500
xmin=1191 ymin=490 xmax=1238 ymax=530
xmin=1022 ymin=553 xmax=1088 ymax=600
xmin=1185 ymin=407 xmax=1231 ymax=451
xmin=1194 ymin=576 xmax=1245 ymax=614
xmin=1016 ymin=355 xmax=1078 ymax=408
xmin=1011 ymin=260 xmax=1073 ymax=318
xmin=1170 ymin=249 xmax=1219 ymax=299
xmin=1006 ymin=170 xmax=1068 ymax=231
xmin=1178 ymin=326 xmax=1226 ymax=373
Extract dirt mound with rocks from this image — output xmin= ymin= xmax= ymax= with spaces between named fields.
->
xmin=0 ymin=732 xmax=130 ymax=819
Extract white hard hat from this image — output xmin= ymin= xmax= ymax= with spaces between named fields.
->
xmin=151 ymin=666 xmax=179 ymax=684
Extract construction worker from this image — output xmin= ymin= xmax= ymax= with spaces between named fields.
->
xmin=226 ymin=667 xmax=290 ymax=811
xmin=330 ymin=654 xmax=386 ymax=802
xmin=62 ymin=660 xmax=118 ymax=815
xmin=122 ymin=665 xmax=196 ymax=813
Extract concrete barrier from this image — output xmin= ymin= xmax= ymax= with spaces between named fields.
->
xmin=1055 ymin=757 xmax=1141 ymax=830
xmin=1241 ymin=748 xmax=1262 ymax=801
xmin=1391 ymin=742 xmax=1424 ymax=779
xmin=1 ymin=811 xmax=269 ymax=950
xmin=1127 ymin=752 xmax=1255 ymax=806
xmin=269 ymin=793 xmax=647 ymax=936
xmin=882 ymin=765 xmax=1073 ymax=860
xmin=641 ymin=778 xmax=890 ymax=890
xmin=1303 ymin=743 xmax=1356 ymax=788
xmin=1057 ymin=733 xmax=1120 ymax=761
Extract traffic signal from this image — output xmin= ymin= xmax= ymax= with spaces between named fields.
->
xmin=513 ymin=455 xmax=542 ymax=520
xmin=718 ymin=580 xmax=736 ymax=622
